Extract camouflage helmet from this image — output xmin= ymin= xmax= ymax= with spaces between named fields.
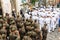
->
xmin=3 ymin=23 xmax=9 ymax=28
xmin=26 ymin=26 xmax=34 ymax=30
xmin=22 ymin=36 xmax=32 ymax=40
xmin=2 ymin=34 xmax=6 ymax=39
xmin=0 ymin=24 xmax=3 ymax=29
xmin=0 ymin=19 xmax=3 ymax=22
xmin=10 ymin=20 xmax=15 ymax=24
xmin=30 ymin=31 xmax=37 ymax=37
xmin=26 ymin=31 xmax=37 ymax=37
xmin=11 ymin=26 xmax=17 ymax=32
xmin=0 ymin=29 xmax=7 ymax=34
xmin=3 ymin=17 xmax=7 ymax=21
xmin=26 ymin=31 xmax=32 ymax=36
xmin=0 ymin=15 xmax=2 ymax=18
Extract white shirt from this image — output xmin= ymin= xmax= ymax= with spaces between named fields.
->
xmin=38 ymin=17 xmax=44 ymax=24
xmin=45 ymin=17 xmax=51 ymax=24
xmin=24 ymin=13 xmax=30 ymax=19
xmin=32 ymin=16 xmax=38 ymax=20
xmin=32 ymin=10 xmax=38 ymax=16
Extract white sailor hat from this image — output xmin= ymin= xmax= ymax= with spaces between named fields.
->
xmin=45 ymin=8 xmax=50 ymax=11
xmin=53 ymin=11 xmax=57 ymax=14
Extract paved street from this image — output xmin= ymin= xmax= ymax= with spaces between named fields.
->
xmin=47 ymin=28 xmax=60 ymax=40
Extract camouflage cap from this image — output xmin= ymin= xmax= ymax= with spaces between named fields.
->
xmin=22 ymin=36 xmax=32 ymax=40
xmin=0 ymin=15 xmax=2 ymax=18
xmin=10 ymin=20 xmax=15 ymax=24
xmin=3 ymin=18 xmax=7 ymax=21
xmin=34 ymin=28 xmax=40 ymax=33
xmin=10 ymin=18 xmax=14 ymax=21
xmin=3 ymin=24 xmax=6 ymax=26
xmin=26 ymin=31 xmax=37 ymax=36
xmin=0 ymin=19 xmax=3 ymax=22
xmin=11 ymin=27 xmax=17 ymax=32
xmin=0 ymin=24 xmax=2 ymax=29
xmin=3 ymin=23 xmax=9 ymax=27
xmin=25 ymin=22 xmax=31 ymax=26
xmin=26 ymin=26 xmax=34 ymax=30
xmin=28 ymin=31 xmax=37 ymax=36
xmin=2 ymin=34 xmax=6 ymax=39
xmin=0 ymin=29 xmax=7 ymax=34
xmin=27 ymin=31 xmax=32 ymax=35
xmin=9 ymin=33 xmax=17 ymax=39
xmin=19 ymin=22 xmax=24 ymax=28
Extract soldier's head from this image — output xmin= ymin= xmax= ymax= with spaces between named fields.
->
xmin=10 ymin=25 xmax=16 ymax=29
xmin=26 ymin=31 xmax=32 ymax=36
xmin=0 ymin=19 xmax=3 ymax=23
xmin=2 ymin=34 xmax=6 ymax=39
xmin=11 ymin=26 xmax=17 ymax=32
xmin=10 ymin=20 xmax=16 ymax=25
xmin=23 ymin=36 xmax=28 ymax=40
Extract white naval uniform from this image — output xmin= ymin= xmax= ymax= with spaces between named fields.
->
xmin=38 ymin=17 xmax=44 ymax=30
xmin=45 ymin=17 xmax=51 ymax=32
xmin=55 ymin=12 xmax=60 ymax=25
xmin=38 ymin=11 xmax=43 ymax=17
xmin=32 ymin=10 xmax=38 ymax=16
xmin=24 ymin=13 xmax=31 ymax=19
xmin=32 ymin=16 xmax=38 ymax=21
xmin=53 ymin=11 xmax=59 ymax=28
xmin=32 ymin=10 xmax=38 ymax=21
xmin=51 ymin=16 xmax=56 ymax=31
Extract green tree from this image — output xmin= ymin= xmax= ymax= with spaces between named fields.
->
xmin=30 ymin=0 xmax=38 ymax=5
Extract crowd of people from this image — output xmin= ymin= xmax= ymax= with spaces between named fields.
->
xmin=0 ymin=12 xmax=48 ymax=40
xmin=0 ymin=5 xmax=60 ymax=40
xmin=24 ymin=6 xmax=60 ymax=33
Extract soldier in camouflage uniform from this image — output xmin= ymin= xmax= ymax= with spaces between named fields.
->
xmin=42 ymin=23 xmax=48 ymax=40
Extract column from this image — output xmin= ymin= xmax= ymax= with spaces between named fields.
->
xmin=15 ymin=0 xmax=22 ymax=15
xmin=1 ymin=0 xmax=12 ymax=17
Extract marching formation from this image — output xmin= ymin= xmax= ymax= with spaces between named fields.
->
xmin=0 ymin=5 xmax=60 ymax=40
xmin=24 ymin=6 xmax=60 ymax=33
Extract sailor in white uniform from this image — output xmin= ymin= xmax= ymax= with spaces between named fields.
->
xmin=51 ymin=14 xmax=56 ymax=31
xmin=45 ymin=13 xmax=51 ymax=32
xmin=54 ymin=11 xmax=60 ymax=27
xmin=38 ymin=10 xmax=44 ymax=18
xmin=24 ymin=13 xmax=31 ymax=19
xmin=38 ymin=15 xmax=44 ymax=30
xmin=32 ymin=9 xmax=38 ymax=16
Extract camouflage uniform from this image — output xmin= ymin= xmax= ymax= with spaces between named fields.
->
xmin=42 ymin=23 xmax=48 ymax=40
xmin=22 ymin=36 xmax=32 ymax=40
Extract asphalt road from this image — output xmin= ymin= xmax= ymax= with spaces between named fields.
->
xmin=47 ymin=28 xmax=60 ymax=40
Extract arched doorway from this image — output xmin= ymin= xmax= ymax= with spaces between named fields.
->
xmin=0 ymin=0 xmax=3 ymax=15
xmin=57 ymin=0 xmax=60 ymax=8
